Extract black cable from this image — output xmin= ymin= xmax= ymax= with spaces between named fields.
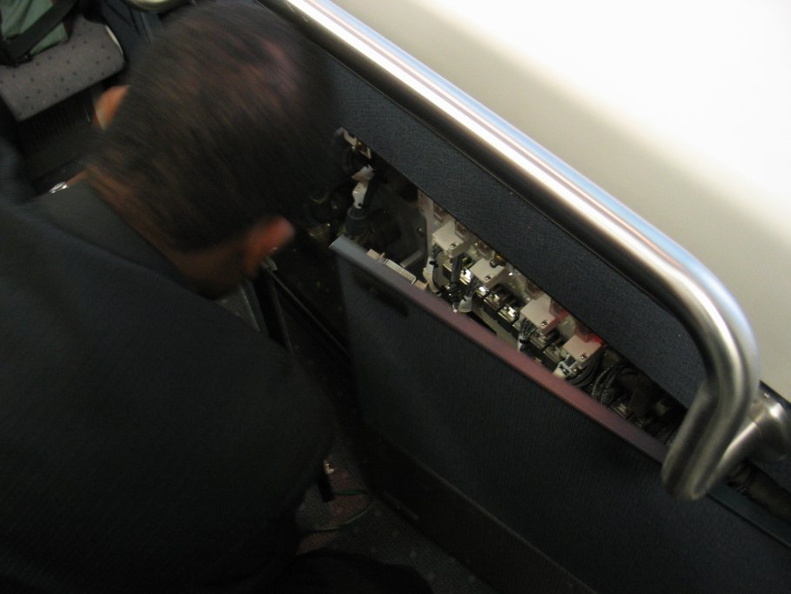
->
xmin=450 ymin=254 xmax=463 ymax=286
xmin=591 ymin=361 xmax=627 ymax=406
xmin=568 ymin=351 xmax=603 ymax=388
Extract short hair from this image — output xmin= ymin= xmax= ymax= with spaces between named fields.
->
xmin=87 ymin=1 xmax=335 ymax=251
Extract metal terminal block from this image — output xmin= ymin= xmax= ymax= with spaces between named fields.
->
xmin=483 ymin=288 xmax=508 ymax=312
xmin=563 ymin=333 xmax=603 ymax=368
xmin=554 ymin=358 xmax=576 ymax=378
xmin=497 ymin=304 xmax=520 ymax=325
xmin=459 ymin=267 xmax=474 ymax=286
xmin=520 ymin=294 xmax=567 ymax=335
xmin=475 ymin=283 xmax=491 ymax=298
xmin=432 ymin=220 xmax=473 ymax=258
xmin=469 ymin=257 xmax=507 ymax=289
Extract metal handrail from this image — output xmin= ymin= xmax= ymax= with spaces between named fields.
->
xmin=122 ymin=0 xmax=188 ymax=13
xmin=262 ymin=0 xmax=766 ymax=500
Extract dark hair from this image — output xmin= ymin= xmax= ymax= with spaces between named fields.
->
xmin=87 ymin=1 xmax=335 ymax=251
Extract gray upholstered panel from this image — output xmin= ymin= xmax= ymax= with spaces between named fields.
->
xmin=338 ymin=254 xmax=791 ymax=593
xmin=0 ymin=16 xmax=124 ymax=121
xmin=329 ymin=58 xmax=704 ymax=405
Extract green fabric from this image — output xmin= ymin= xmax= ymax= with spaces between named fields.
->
xmin=1 ymin=0 xmax=68 ymax=56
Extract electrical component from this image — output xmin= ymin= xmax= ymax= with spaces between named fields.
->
xmin=367 ymin=249 xmax=426 ymax=289
xmin=563 ymin=333 xmax=603 ymax=368
xmin=554 ymin=334 xmax=604 ymax=379
xmin=432 ymin=220 xmax=472 ymax=259
xmin=469 ymin=257 xmax=507 ymax=289
xmin=326 ymin=130 xmax=689 ymax=450
xmin=423 ymin=245 xmax=442 ymax=292
xmin=520 ymin=294 xmax=568 ymax=335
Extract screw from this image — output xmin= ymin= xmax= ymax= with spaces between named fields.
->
xmin=484 ymin=275 xmax=492 ymax=281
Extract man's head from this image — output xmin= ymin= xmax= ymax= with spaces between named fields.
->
xmin=87 ymin=1 xmax=334 ymax=294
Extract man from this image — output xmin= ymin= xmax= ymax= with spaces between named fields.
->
xmin=0 ymin=96 xmax=35 ymax=203
xmin=0 ymin=2 xmax=429 ymax=592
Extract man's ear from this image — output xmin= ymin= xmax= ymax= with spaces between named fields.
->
xmin=241 ymin=217 xmax=295 ymax=278
xmin=94 ymin=85 xmax=129 ymax=130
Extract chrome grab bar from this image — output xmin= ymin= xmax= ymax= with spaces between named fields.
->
xmin=122 ymin=0 xmax=188 ymax=12
xmin=263 ymin=0 xmax=787 ymax=500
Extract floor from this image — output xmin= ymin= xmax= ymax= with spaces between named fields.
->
xmin=275 ymin=271 xmax=500 ymax=594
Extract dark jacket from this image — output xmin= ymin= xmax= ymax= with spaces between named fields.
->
xmin=0 ymin=182 xmax=332 ymax=592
